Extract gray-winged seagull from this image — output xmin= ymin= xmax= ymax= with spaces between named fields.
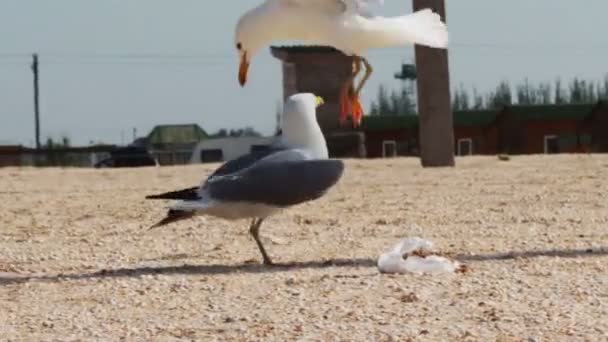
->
xmin=146 ymin=93 xmax=345 ymax=265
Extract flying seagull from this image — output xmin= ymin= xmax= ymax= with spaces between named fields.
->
xmin=234 ymin=0 xmax=449 ymax=127
xmin=146 ymin=93 xmax=344 ymax=265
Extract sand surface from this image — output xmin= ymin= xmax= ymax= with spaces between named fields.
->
xmin=1 ymin=155 xmax=607 ymax=341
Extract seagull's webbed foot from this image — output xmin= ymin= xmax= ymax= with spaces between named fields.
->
xmin=347 ymin=86 xmax=365 ymax=128
xmin=249 ymin=218 xmax=274 ymax=265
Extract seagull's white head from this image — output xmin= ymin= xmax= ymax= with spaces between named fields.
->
xmin=234 ymin=5 xmax=275 ymax=87
xmin=281 ymin=93 xmax=328 ymax=159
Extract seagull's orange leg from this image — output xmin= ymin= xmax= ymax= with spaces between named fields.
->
xmin=355 ymin=57 xmax=373 ymax=97
xmin=339 ymin=58 xmax=361 ymax=126
xmin=350 ymin=57 xmax=373 ymax=128
xmin=348 ymin=85 xmax=365 ymax=129
xmin=339 ymin=83 xmax=352 ymax=126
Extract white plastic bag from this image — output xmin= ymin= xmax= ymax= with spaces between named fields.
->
xmin=377 ymin=237 xmax=460 ymax=274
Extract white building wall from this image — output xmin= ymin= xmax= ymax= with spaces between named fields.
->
xmin=190 ymin=136 xmax=275 ymax=164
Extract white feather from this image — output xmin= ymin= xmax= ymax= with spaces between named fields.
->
xmin=235 ymin=1 xmax=448 ymax=57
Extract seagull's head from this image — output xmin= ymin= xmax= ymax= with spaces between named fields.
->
xmin=234 ymin=6 xmax=273 ymax=87
xmin=281 ymin=93 xmax=328 ymax=159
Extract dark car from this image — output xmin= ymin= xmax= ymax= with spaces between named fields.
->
xmin=94 ymin=146 xmax=158 ymax=168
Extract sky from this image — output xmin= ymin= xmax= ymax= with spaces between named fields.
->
xmin=0 ymin=0 xmax=607 ymax=146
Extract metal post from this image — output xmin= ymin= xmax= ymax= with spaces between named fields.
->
xmin=32 ymin=54 xmax=41 ymax=150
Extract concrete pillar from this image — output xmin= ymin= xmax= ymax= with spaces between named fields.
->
xmin=412 ymin=0 xmax=455 ymax=167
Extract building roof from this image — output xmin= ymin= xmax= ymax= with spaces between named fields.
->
xmin=0 ymin=145 xmax=25 ymax=153
xmin=362 ymin=115 xmax=419 ymax=131
xmin=507 ymin=103 xmax=596 ymax=121
xmin=363 ymin=111 xmax=498 ymax=131
xmin=453 ymin=110 xmax=499 ymax=126
xmin=361 ymin=102 xmax=605 ymax=131
xmin=146 ymin=124 xmax=208 ymax=145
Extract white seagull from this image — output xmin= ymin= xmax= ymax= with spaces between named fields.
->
xmin=146 ymin=93 xmax=344 ymax=265
xmin=234 ymin=0 xmax=449 ymax=127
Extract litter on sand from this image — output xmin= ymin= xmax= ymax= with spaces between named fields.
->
xmin=377 ymin=237 xmax=461 ymax=274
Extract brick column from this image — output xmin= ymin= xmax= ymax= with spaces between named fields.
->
xmin=271 ymin=46 xmax=355 ymax=133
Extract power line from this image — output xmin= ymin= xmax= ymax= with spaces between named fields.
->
xmin=1 ymin=42 xmax=607 ymax=60
xmin=0 ymin=53 xmax=31 ymax=58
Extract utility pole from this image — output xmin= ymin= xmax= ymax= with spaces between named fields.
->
xmin=412 ymin=0 xmax=454 ymax=167
xmin=31 ymin=54 xmax=41 ymax=150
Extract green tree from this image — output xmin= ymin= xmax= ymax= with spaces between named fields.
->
xmin=370 ymin=83 xmax=416 ymax=115
xmin=601 ymin=75 xmax=608 ymax=100
xmin=43 ymin=135 xmax=72 ymax=166
xmin=516 ymin=79 xmax=552 ymax=105
xmin=538 ymin=82 xmax=552 ymax=104
xmin=516 ymin=78 xmax=535 ymax=105
xmin=486 ymin=80 xmax=512 ymax=109
xmin=569 ymin=78 xmax=585 ymax=104
xmin=472 ymin=87 xmax=484 ymax=109
xmin=452 ymin=84 xmax=470 ymax=111
xmin=554 ymin=79 xmax=567 ymax=104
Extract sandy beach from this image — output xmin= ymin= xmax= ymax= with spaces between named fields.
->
xmin=1 ymin=154 xmax=607 ymax=341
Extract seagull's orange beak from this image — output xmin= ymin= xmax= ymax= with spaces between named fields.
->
xmin=238 ymin=52 xmax=249 ymax=87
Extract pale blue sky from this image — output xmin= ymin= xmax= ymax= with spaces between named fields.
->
xmin=1 ymin=0 xmax=606 ymax=145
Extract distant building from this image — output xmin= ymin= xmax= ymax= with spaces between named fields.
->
xmin=0 ymin=145 xmax=118 ymax=168
xmin=0 ymin=145 xmax=25 ymax=167
xmin=585 ymin=102 xmax=608 ymax=151
xmin=190 ymin=136 xmax=275 ymax=164
xmin=361 ymin=101 xmax=608 ymax=157
xmin=496 ymin=103 xmax=604 ymax=154
xmin=145 ymin=124 xmax=208 ymax=165
xmin=453 ymin=110 xmax=500 ymax=156
xmin=362 ymin=116 xmax=419 ymax=158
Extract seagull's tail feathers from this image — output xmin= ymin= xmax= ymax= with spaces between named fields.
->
xmin=371 ymin=8 xmax=448 ymax=49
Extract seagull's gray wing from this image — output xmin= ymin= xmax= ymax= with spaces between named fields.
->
xmin=146 ymin=144 xmax=288 ymax=201
xmin=209 ymin=145 xmax=288 ymax=178
xmin=206 ymin=149 xmax=344 ymax=207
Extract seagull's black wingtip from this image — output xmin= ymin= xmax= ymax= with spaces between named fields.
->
xmin=148 ymin=210 xmax=196 ymax=230
xmin=145 ymin=187 xmax=201 ymax=201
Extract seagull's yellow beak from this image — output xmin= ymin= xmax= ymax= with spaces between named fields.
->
xmin=315 ymin=96 xmax=325 ymax=107
xmin=238 ymin=52 xmax=249 ymax=87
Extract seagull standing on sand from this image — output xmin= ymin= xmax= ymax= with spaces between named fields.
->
xmin=234 ymin=0 xmax=449 ymax=127
xmin=146 ymin=93 xmax=344 ymax=265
